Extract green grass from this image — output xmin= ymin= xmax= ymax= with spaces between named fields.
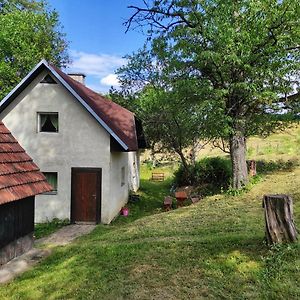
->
xmin=34 ymin=219 xmax=69 ymax=239
xmin=1 ymin=163 xmax=300 ymax=299
xmin=185 ymin=123 xmax=300 ymax=162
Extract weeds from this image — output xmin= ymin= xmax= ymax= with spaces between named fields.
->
xmin=34 ymin=218 xmax=69 ymax=239
xmin=226 ymin=175 xmax=263 ymax=196
xmin=256 ymin=158 xmax=299 ymax=174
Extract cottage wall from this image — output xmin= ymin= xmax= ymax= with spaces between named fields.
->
xmin=0 ymin=71 xmax=123 ymax=224
xmin=128 ymin=151 xmax=140 ymax=192
xmin=109 ymin=152 xmax=129 ymax=222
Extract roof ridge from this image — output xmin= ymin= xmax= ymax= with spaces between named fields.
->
xmin=50 ymin=64 xmax=134 ymax=116
xmin=0 ymin=59 xmax=141 ymax=152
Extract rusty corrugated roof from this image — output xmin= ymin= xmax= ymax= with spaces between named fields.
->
xmin=0 ymin=122 xmax=52 ymax=205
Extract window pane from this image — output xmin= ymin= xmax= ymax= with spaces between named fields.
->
xmin=38 ymin=113 xmax=58 ymax=132
xmin=44 ymin=172 xmax=57 ymax=192
xmin=121 ymin=167 xmax=125 ymax=186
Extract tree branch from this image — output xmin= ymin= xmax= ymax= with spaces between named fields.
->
xmin=125 ymin=3 xmax=198 ymax=33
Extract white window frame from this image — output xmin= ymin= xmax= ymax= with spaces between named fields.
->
xmin=43 ymin=172 xmax=58 ymax=195
xmin=37 ymin=112 xmax=59 ymax=133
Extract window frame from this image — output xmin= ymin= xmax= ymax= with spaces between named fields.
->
xmin=43 ymin=172 xmax=58 ymax=195
xmin=121 ymin=166 xmax=125 ymax=187
xmin=37 ymin=112 xmax=59 ymax=133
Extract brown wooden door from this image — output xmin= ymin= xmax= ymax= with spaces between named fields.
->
xmin=71 ymin=168 xmax=101 ymax=224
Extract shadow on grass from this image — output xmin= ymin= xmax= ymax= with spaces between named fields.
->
xmin=112 ymin=178 xmax=172 ymax=226
xmin=256 ymin=158 xmax=299 ymax=174
xmin=2 ymin=166 xmax=300 ymax=299
xmin=7 ymin=225 xmax=296 ymax=300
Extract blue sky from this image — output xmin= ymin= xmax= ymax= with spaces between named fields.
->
xmin=47 ymin=0 xmax=146 ymax=93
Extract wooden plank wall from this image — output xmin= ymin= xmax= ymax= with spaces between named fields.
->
xmin=0 ymin=197 xmax=34 ymax=248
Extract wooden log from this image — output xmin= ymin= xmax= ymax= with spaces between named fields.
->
xmin=263 ymin=194 xmax=297 ymax=244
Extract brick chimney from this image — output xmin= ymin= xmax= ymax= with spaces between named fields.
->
xmin=68 ymin=73 xmax=86 ymax=85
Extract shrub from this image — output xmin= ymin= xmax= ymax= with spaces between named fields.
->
xmin=256 ymin=158 xmax=299 ymax=174
xmin=173 ymin=157 xmax=232 ymax=192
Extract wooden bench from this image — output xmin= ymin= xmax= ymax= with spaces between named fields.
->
xmin=151 ymin=172 xmax=165 ymax=181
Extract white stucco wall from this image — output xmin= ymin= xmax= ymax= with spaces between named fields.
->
xmin=128 ymin=151 xmax=140 ymax=192
xmin=0 ymin=70 xmax=129 ymax=224
xmin=109 ymin=152 xmax=129 ymax=222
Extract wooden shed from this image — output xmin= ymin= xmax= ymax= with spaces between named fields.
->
xmin=0 ymin=122 xmax=52 ymax=265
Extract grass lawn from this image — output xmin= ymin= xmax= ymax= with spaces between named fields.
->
xmin=177 ymin=124 xmax=300 ymax=162
xmin=1 ymin=162 xmax=300 ymax=299
xmin=34 ymin=219 xmax=70 ymax=239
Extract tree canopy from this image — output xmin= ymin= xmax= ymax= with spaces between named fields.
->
xmin=123 ymin=0 xmax=300 ymax=188
xmin=0 ymin=0 xmax=69 ymax=100
xmin=111 ymin=48 xmax=215 ymax=174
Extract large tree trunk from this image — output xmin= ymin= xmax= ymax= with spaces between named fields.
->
xmin=229 ymin=132 xmax=248 ymax=189
xmin=263 ymin=194 xmax=297 ymax=244
xmin=176 ymin=149 xmax=194 ymax=185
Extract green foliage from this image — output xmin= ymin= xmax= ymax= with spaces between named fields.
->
xmin=110 ymin=81 xmax=208 ymax=169
xmin=124 ymin=0 xmax=300 ymax=188
xmin=256 ymin=158 xmax=299 ymax=173
xmin=260 ymin=243 xmax=299 ymax=298
xmin=226 ymin=174 xmax=262 ymax=196
xmin=0 ymin=0 xmax=69 ymax=100
xmin=173 ymin=157 xmax=232 ymax=192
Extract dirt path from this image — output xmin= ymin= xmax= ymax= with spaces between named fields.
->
xmin=0 ymin=224 xmax=96 ymax=284
xmin=36 ymin=224 xmax=96 ymax=246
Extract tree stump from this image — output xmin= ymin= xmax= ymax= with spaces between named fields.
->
xmin=248 ymin=160 xmax=257 ymax=177
xmin=263 ymin=194 xmax=297 ymax=244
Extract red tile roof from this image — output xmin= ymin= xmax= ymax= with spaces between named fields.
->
xmin=51 ymin=65 xmax=138 ymax=151
xmin=0 ymin=60 xmax=145 ymax=151
xmin=0 ymin=122 xmax=52 ymax=205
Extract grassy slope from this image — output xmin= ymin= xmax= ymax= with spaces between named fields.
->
xmin=197 ymin=124 xmax=300 ymax=161
xmin=1 ymin=167 xmax=300 ymax=299
xmin=1 ymin=126 xmax=300 ymax=299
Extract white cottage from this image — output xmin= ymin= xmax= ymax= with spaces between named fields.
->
xmin=0 ymin=60 xmax=145 ymax=224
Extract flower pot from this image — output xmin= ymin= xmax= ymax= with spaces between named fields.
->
xmin=121 ymin=207 xmax=129 ymax=217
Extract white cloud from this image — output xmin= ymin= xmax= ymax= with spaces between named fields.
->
xmin=100 ymin=74 xmax=120 ymax=87
xmin=69 ymin=50 xmax=126 ymax=77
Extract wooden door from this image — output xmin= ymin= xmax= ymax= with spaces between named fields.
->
xmin=71 ymin=168 xmax=101 ymax=224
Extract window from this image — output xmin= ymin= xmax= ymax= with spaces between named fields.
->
xmin=38 ymin=113 xmax=58 ymax=132
xmin=121 ymin=166 xmax=125 ymax=186
xmin=43 ymin=172 xmax=58 ymax=194
xmin=40 ymin=74 xmax=57 ymax=84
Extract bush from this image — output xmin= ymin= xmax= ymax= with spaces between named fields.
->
xmin=256 ymin=158 xmax=299 ymax=174
xmin=173 ymin=157 xmax=232 ymax=192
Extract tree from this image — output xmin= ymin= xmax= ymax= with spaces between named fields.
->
xmin=111 ymin=48 xmax=215 ymax=180
xmin=0 ymin=0 xmax=69 ymax=100
xmin=125 ymin=0 xmax=300 ymax=189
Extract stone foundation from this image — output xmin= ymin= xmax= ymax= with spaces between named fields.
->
xmin=0 ymin=233 xmax=34 ymax=265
